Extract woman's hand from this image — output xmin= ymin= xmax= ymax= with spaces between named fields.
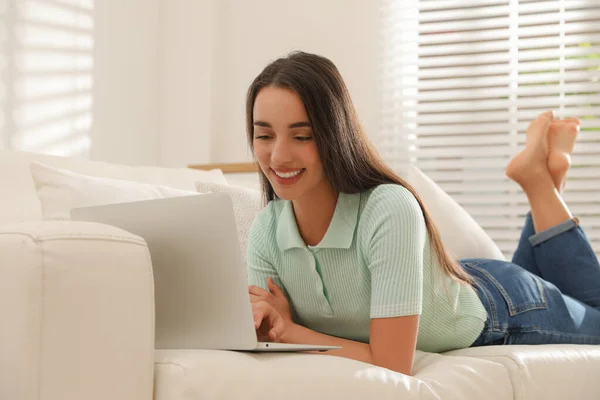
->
xmin=252 ymin=300 xmax=286 ymax=342
xmin=249 ymin=278 xmax=292 ymax=321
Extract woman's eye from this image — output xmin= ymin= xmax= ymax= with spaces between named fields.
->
xmin=294 ymin=136 xmax=313 ymax=141
xmin=254 ymin=135 xmax=271 ymax=140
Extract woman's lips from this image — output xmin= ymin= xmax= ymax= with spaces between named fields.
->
xmin=271 ymin=168 xmax=305 ymax=185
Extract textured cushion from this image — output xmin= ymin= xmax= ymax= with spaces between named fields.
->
xmin=30 ymin=162 xmax=198 ymax=220
xmin=154 ymin=349 xmax=513 ymax=400
xmin=195 ymin=182 xmax=263 ymax=271
xmin=447 ymin=344 xmax=600 ymax=400
xmin=399 ymin=164 xmax=506 ymax=261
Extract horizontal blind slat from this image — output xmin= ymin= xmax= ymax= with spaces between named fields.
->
xmin=419 ymin=4 xmax=510 ymax=23
xmin=380 ymin=0 xmax=600 ymax=260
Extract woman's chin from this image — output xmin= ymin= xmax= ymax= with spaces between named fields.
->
xmin=272 ymin=186 xmax=300 ymax=201
xmin=267 ymin=174 xmax=305 ymax=201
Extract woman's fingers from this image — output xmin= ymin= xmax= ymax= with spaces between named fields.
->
xmin=249 ymin=293 xmax=263 ymax=303
xmin=267 ymin=278 xmax=286 ymax=299
xmin=249 ymin=285 xmax=271 ymax=305
xmin=252 ymin=300 xmax=275 ymax=327
xmin=252 ymin=300 xmax=285 ymax=342
xmin=252 ymin=301 xmax=269 ymax=328
xmin=249 ymin=285 xmax=269 ymax=296
xmin=269 ymin=314 xmax=285 ymax=342
xmin=268 ymin=329 xmax=278 ymax=342
xmin=253 ymin=314 xmax=262 ymax=330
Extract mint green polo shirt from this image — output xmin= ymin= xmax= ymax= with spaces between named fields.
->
xmin=247 ymin=184 xmax=487 ymax=353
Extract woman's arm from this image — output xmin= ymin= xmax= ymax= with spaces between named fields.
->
xmin=282 ymin=315 xmax=419 ymax=376
xmin=246 ymin=210 xmax=284 ymax=290
xmin=369 ymin=315 xmax=419 ymax=375
xmin=348 ymin=185 xmax=426 ymax=375
xmin=281 ymin=322 xmax=373 ymax=364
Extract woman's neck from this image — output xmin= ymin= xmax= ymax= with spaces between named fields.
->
xmin=292 ymin=183 xmax=338 ymax=247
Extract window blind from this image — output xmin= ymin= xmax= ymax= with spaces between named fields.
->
xmin=379 ymin=0 xmax=600 ymax=260
xmin=0 ymin=0 xmax=94 ymax=156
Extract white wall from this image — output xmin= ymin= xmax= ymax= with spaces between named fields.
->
xmin=158 ymin=0 xmax=214 ymax=167
xmin=91 ymin=0 xmax=216 ymax=168
xmin=90 ymin=0 xmax=380 ymax=167
xmin=91 ymin=0 xmax=161 ymax=166
xmin=209 ymin=0 xmax=381 ymax=164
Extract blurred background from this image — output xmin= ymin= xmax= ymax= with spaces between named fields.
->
xmin=0 ymin=0 xmax=598 ymax=259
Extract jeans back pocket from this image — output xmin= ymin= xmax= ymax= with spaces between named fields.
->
xmin=465 ymin=259 xmax=548 ymax=316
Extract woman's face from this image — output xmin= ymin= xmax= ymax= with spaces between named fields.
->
xmin=252 ymin=86 xmax=328 ymax=201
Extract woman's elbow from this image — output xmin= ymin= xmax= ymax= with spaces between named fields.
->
xmin=371 ymin=353 xmax=414 ymax=376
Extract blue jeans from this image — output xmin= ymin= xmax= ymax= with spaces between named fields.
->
xmin=461 ymin=214 xmax=600 ymax=346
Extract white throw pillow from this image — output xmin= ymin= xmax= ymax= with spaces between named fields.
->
xmin=399 ymin=164 xmax=506 ymax=261
xmin=30 ymin=162 xmax=198 ymax=220
xmin=195 ymin=182 xmax=264 ymax=271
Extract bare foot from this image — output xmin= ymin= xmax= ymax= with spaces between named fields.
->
xmin=506 ymin=110 xmax=554 ymax=189
xmin=547 ymin=117 xmax=581 ymax=193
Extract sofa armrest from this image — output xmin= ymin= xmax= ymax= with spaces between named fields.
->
xmin=0 ymin=221 xmax=155 ymax=400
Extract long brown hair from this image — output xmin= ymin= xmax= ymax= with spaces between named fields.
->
xmin=246 ymin=51 xmax=472 ymax=285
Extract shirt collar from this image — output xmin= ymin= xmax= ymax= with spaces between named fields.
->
xmin=276 ymin=192 xmax=361 ymax=251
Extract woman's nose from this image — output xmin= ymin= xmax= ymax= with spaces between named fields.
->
xmin=270 ymin=138 xmax=293 ymax=164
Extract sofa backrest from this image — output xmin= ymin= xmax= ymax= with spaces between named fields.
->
xmin=0 ymin=150 xmax=226 ymax=225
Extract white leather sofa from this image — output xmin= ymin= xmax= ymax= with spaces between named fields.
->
xmin=1 ymin=149 xmax=599 ymax=400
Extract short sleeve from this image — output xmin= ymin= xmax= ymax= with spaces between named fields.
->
xmin=361 ymin=185 xmax=427 ymax=319
xmin=246 ymin=207 xmax=283 ymax=291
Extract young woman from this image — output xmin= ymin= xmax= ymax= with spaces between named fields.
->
xmin=246 ymin=51 xmax=600 ymax=375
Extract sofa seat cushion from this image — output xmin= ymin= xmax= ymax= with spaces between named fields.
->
xmin=447 ymin=344 xmax=600 ymax=400
xmin=154 ymin=349 xmax=513 ymax=400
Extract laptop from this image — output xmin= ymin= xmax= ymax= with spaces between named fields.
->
xmin=70 ymin=193 xmax=340 ymax=352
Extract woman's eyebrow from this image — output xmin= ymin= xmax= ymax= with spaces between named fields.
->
xmin=253 ymin=121 xmax=272 ymax=127
xmin=289 ymin=121 xmax=311 ymax=128
xmin=253 ymin=121 xmax=311 ymax=128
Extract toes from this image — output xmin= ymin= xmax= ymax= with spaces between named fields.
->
xmin=550 ymin=120 xmax=580 ymax=136
xmin=526 ymin=110 xmax=554 ymax=144
xmin=548 ymin=120 xmax=580 ymax=154
xmin=565 ymin=116 xmax=582 ymax=125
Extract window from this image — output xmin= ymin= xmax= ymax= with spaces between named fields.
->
xmin=0 ymin=0 xmax=94 ymax=157
xmin=379 ymin=0 xmax=600 ymax=260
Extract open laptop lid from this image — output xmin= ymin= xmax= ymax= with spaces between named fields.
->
xmin=71 ymin=193 xmax=259 ymax=350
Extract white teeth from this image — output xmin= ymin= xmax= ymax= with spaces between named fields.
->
xmin=274 ymin=169 xmax=303 ymax=179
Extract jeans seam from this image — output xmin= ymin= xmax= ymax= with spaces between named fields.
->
xmin=530 ymin=329 xmax=600 ymax=340
xmin=480 ymin=283 xmax=500 ymax=330
xmin=466 ymin=266 xmax=500 ymax=330
xmin=468 ymin=263 xmax=515 ymax=312
xmin=535 ymin=275 xmax=547 ymax=305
